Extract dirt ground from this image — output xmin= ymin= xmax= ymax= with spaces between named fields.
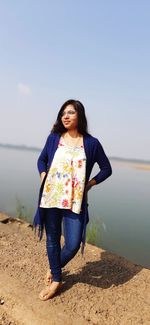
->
xmin=1 ymin=212 xmax=150 ymax=325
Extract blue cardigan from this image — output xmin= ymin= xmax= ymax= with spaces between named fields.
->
xmin=33 ymin=132 xmax=112 ymax=255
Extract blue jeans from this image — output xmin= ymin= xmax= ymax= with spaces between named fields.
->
xmin=44 ymin=208 xmax=84 ymax=282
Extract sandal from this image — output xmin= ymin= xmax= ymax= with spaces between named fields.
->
xmin=39 ymin=281 xmax=62 ymax=301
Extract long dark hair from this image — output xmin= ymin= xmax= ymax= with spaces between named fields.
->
xmin=51 ymin=99 xmax=89 ymax=135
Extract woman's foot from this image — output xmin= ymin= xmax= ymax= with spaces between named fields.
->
xmin=39 ymin=281 xmax=62 ymax=301
xmin=44 ymin=269 xmax=53 ymax=286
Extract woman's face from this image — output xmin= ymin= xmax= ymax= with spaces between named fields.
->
xmin=61 ymin=104 xmax=78 ymax=130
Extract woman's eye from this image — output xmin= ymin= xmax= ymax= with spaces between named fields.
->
xmin=62 ymin=111 xmax=76 ymax=116
xmin=68 ymin=111 xmax=76 ymax=114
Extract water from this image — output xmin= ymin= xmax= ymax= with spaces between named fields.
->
xmin=0 ymin=147 xmax=39 ymax=219
xmin=0 ymin=147 xmax=150 ymax=268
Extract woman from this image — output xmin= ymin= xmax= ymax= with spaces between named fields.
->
xmin=33 ymin=99 xmax=112 ymax=301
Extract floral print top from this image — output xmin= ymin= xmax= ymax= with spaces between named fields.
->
xmin=40 ymin=136 xmax=86 ymax=214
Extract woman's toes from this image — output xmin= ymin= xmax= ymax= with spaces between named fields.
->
xmin=39 ymin=287 xmax=50 ymax=300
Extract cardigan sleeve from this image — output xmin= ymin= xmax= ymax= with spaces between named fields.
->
xmin=37 ymin=136 xmax=49 ymax=174
xmin=92 ymin=139 xmax=112 ymax=184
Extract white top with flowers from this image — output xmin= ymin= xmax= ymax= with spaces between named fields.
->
xmin=39 ymin=136 xmax=86 ymax=214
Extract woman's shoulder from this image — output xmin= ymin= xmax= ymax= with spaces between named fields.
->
xmin=85 ymin=133 xmax=100 ymax=144
xmin=47 ymin=132 xmax=60 ymax=141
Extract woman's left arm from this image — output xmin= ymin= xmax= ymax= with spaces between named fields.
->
xmin=90 ymin=139 xmax=112 ymax=187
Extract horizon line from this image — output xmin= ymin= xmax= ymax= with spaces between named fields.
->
xmin=0 ymin=142 xmax=150 ymax=164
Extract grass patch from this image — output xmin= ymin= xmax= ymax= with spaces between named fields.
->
xmin=86 ymin=219 xmax=101 ymax=246
xmin=15 ymin=197 xmax=34 ymax=223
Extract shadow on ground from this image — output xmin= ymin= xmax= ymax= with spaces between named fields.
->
xmin=61 ymin=250 xmax=143 ymax=294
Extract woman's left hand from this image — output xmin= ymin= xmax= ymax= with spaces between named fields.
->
xmin=85 ymin=179 xmax=96 ymax=193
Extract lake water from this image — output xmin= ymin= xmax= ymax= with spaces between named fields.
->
xmin=0 ymin=147 xmax=150 ymax=268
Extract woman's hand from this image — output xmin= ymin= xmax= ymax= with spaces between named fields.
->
xmin=40 ymin=172 xmax=46 ymax=184
xmin=85 ymin=179 xmax=96 ymax=193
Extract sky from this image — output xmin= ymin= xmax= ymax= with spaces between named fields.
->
xmin=0 ymin=1 xmax=150 ymax=160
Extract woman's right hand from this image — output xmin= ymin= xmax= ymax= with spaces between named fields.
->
xmin=40 ymin=172 xmax=46 ymax=184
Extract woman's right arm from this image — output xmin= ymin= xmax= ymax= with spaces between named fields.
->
xmin=37 ymin=136 xmax=49 ymax=176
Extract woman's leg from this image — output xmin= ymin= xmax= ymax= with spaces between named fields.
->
xmin=61 ymin=209 xmax=84 ymax=268
xmin=44 ymin=208 xmax=62 ymax=282
xmin=39 ymin=208 xmax=63 ymax=300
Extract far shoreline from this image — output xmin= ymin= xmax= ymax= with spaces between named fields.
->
xmin=111 ymin=160 xmax=150 ymax=171
xmin=1 ymin=143 xmax=150 ymax=171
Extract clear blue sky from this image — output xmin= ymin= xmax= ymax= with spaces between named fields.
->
xmin=0 ymin=1 xmax=150 ymax=160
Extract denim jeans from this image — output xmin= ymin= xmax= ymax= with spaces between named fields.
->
xmin=44 ymin=208 xmax=84 ymax=282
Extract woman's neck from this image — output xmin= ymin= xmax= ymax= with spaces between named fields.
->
xmin=64 ymin=129 xmax=81 ymax=138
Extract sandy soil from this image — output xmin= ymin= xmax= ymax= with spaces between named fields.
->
xmin=1 ymin=212 xmax=150 ymax=325
xmin=111 ymin=160 xmax=150 ymax=171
